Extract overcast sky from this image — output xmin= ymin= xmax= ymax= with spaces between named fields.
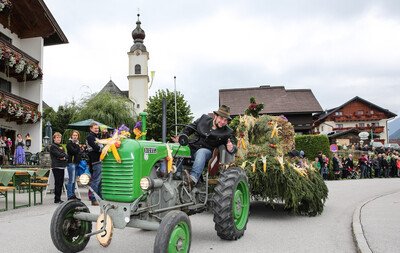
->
xmin=44 ymin=0 xmax=400 ymax=119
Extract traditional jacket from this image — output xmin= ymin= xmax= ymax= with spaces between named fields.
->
xmin=183 ymin=114 xmax=236 ymax=153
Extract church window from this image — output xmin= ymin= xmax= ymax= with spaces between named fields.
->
xmin=135 ymin=64 xmax=141 ymax=74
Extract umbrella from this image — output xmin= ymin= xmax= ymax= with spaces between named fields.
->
xmin=67 ymin=119 xmax=114 ymax=132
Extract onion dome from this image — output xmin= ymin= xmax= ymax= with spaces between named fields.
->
xmin=130 ymin=14 xmax=147 ymax=52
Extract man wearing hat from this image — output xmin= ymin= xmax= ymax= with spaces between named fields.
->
xmin=173 ymin=105 xmax=237 ymax=188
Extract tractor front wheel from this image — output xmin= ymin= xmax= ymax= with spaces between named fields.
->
xmin=50 ymin=200 xmax=92 ymax=253
xmin=212 ymin=167 xmax=250 ymax=240
xmin=154 ymin=210 xmax=191 ymax=253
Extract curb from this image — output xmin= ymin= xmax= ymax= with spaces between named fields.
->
xmin=352 ymin=191 xmax=400 ymax=253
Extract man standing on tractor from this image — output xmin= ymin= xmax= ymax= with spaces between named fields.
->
xmin=173 ymin=105 xmax=237 ymax=188
xmin=86 ymin=122 xmax=103 ymax=206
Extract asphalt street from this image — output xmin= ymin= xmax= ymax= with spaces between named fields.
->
xmin=0 ymin=178 xmax=399 ymax=253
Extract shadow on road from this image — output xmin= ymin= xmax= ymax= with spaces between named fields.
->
xmin=249 ymin=201 xmax=300 ymax=221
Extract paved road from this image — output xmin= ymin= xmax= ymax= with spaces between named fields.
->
xmin=0 ymin=178 xmax=399 ymax=253
xmin=360 ymin=191 xmax=400 ymax=253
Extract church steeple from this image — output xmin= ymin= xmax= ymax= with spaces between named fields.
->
xmin=128 ymin=13 xmax=150 ymax=114
xmin=130 ymin=14 xmax=147 ymax=52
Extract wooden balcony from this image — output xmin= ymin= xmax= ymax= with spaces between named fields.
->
xmin=331 ymin=112 xmax=386 ymax=122
xmin=332 ymin=126 xmax=384 ymax=134
xmin=0 ymin=38 xmax=43 ymax=82
xmin=0 ymin=90 xmax=41 ymax=124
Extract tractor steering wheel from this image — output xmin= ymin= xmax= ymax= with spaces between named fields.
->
xmin=171 ymin=124 xmax=201 ymax=145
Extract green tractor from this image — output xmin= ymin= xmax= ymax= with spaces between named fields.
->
xmin=50 ymin=112 xmax=250 ymax=253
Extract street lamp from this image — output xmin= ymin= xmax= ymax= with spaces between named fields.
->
xmin=43 ymin=136 xmax=50 ymax=147
xmin=45 ymin=121 xmax=52 ymax=144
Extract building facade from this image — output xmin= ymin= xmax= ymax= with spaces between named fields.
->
xmin=0 ymin=0 xmax=67 ymax=154
xmin=219 ymin=85 xmax=323 ymax=134
xmin=313 ymin=96 xmax=397 ymax=145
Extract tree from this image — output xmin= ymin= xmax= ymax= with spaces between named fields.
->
xmin=145 ymin=89 xmax=193 ymax=141
xmin=42 ymin=101 xmax=80 ymax=136
xmin=74 ymin=92 xmax=135 ymax=129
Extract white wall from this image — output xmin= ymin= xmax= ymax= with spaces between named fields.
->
xmin=0 ymin=27 xmax=44 ymax=154
xmin=128 ymin=50 xmax=149 ymax=113
xmin=20 ymin=37 xmax=43 ymax=65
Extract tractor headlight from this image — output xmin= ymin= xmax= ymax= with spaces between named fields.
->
xmin=140 ymin=177 xmax=151 ymax=190
xmin=79 ymin=173 xmax=91 ymax=186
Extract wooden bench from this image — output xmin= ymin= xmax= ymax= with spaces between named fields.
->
xmin=0 ymin=186 xmax=16 ymax=211
xmin=30 ymin=182 xmax=48 ymax=205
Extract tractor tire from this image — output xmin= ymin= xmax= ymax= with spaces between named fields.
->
xmin=212 ymin=167 xmax=250 ymax=240
xmin=50 ymin=200 xmax=92 ymax=253
xmin=154 ymin=210 xmax=191 ymax=253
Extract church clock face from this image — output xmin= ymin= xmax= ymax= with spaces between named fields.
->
xmin=135 ymin=50 xmax=142 ymax=56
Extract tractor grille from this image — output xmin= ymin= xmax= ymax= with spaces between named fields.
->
xmin=102 ymin=158 xmax=135 ymax=202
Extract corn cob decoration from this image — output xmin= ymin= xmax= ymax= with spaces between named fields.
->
xmin=261 ymin=155 xmax=267 ymax=173
xmin=166 ymin=144 xmax=173 ymax=173
xmin=251 ymin=160 xmax=257 ymax=173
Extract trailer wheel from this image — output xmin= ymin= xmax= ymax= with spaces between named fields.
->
xmin=50 ymin=200 xmax=92 ymax=253
xmin=154 ymin=210 xmax=191 ymax=253
xmin=212 ymin=167 xmax=250 ymax=240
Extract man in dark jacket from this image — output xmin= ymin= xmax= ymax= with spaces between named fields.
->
xmin=173 ymin=105 xmax=236 ymax=188
xmin=86 ymin=122 xmax=103 ymax=206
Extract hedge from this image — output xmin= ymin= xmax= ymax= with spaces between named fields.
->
xmin=295 ymin=134 xmax=330 ymax=160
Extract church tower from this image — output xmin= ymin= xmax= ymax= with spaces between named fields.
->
xmin=128 ymin=14 xmax=149 ymax=114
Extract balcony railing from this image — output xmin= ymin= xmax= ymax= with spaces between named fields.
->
xmin=331 ymin=113 xmax=386 ymax=122
xmin=0 ymin=90 xmax=41 ymax=124
xmin=0 ymin=37 xmax=42 ymax=82
xmin=332 ymin=126 xmax=384 ymax=134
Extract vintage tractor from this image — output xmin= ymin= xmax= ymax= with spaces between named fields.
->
xmin=50 ymin=112 xmax=250 ymax=253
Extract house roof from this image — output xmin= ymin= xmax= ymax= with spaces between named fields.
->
xmin=99 ymin=80 xmax=129 ymax=98
xmin=219 ymin=85 xmax=323 ymax=116
xmin=315 ymin=96 xmax=397 ymax=123
xmin=0 ymin=0 xmax=68 ymax=46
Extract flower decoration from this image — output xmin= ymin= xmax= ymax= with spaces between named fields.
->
xmin=133 ymin=121 xmax=146 ymax=140
xmin=97 ymin=125 xmax=133 ymax=163
xmin=0 ymin=97 xmax=41 ymax=123
xmin=0 ymin=0 xmax=11 ymax=12
xmin=15 ymin=59 xmax=26 ymax=73
xmin=117 ymin=124 xmax=131 ymax=138
xmin=244 ymin=97 xmax=264 ymax=118
xmin=0 ymin=42 xmax=43 ymax=80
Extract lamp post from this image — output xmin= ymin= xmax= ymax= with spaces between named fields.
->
xmin=41 ymin=135 xmax=51 ymax=167
xmin=45 ymin=121 xmax=52 ymax=144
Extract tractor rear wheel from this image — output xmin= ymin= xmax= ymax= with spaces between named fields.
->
xmin=50 ymin=200 xmax=92 ymax=253
xmin=154 ymin=210 xmax=191 ymax=253
xmin=212 ymin=167 xmax=250 ymax=240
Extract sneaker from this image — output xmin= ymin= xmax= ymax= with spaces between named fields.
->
xmin=91 ymin=200 xmax=99 ymax=206
xmin=68 ymin=195 xmax=81 ymax=201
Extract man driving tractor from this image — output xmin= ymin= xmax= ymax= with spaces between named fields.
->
xmin=173 ymin=105 xmax=237 ymax=188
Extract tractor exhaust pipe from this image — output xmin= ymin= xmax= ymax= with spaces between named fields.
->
xmin=162 ymin=98 xmax=167 ymax=143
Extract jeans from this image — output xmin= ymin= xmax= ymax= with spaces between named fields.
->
xmin=190 ymin=148 xmax=212 ymax=183
xmin=66 ymin=163 xmax=77 ymax=198
xmin=90 ymin=162 xmax=102 ymax=201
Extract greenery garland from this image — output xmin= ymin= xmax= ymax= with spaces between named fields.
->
xmin=232 ymin=99 xmax=328 ymax=216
